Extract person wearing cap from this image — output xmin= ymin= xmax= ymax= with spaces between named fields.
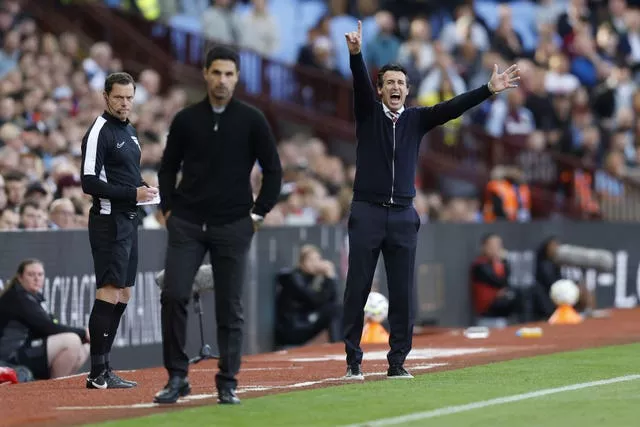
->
xmin=80 ymin=72 xmax=158 ymax=390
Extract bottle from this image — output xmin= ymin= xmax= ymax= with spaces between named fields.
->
xmin=516 ymin=327 xmax=543 ymax=338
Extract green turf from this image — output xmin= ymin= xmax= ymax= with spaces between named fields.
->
xmin=96 ymin=343 xmax=640 ymax=427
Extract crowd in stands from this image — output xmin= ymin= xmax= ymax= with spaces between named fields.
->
xmin=4 ymin=0 xmax=640 ymax=231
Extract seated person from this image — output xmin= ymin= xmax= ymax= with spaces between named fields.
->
xmin=0 ymin=259 xmax=90 ymax=380
xmin=470 ymin=233 xmax=526 ymax=322
xmin=275 ymin=244 xmax=341 ymax=347
xmin=535 ymin=236 xmax=594 ymax=319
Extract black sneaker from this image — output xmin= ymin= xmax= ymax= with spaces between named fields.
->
xmin=343 ymin=364 xmax=364 ymax=380
xmin=387 ymin=365 xmax=413 ymax=379
xmin=105 ymin=368 xmax=137 ymax=387
xmin=86 ymin=372 xmax=108 ymax=389
xmin=153 ymin=377 xmax=191 ymax=404
xmin=217 ymin=388 xmax=241 ymax=405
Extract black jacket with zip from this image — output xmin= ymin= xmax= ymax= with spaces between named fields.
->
xmin=158 ymin=97 xmax=282 ymax=226
xmin=349 ymin=52 xmax=493 ymax=205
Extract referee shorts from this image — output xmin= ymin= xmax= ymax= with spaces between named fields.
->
xmin=88 ymin=210 xmax=140 ymax=289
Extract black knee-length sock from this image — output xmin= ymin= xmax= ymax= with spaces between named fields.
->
xmin=88 ymin=299 xmax=115 ymax=377
xmin=104 ymin=302 xmax=127 ymax=371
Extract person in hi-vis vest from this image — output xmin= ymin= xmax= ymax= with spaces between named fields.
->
xmin=483 ymin=166 xmax=531 ymax=222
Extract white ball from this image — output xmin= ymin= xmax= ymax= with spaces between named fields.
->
xmin=550 ymin=279 xmax=580 ymax=306
xmin=364 ymin=292 xmax=389 ymax=323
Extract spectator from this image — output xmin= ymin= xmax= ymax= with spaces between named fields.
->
xmin=364 ymin=10 xmax=401 ymax=70
xmin=0 ymin=207 xmax=18 ymax=230
xmin=201 ymin=0 xmax=242 ymax=46
xmin=483 ymin=166 xmax=532 ymax=223
xmin=485 ymin=88 xmax=536 ymax=139
xmin=241 ymin=0 xmax=279 ymax=57
xmin=439 ymin=4 xmax=490 ymax=54
xmin=81 ymin=42 xmax=112 ymax=91
xmin=470 ymin=233 xmax=526 ymax=322
xmin=0 ymin=259 xmax=90 ymax=380
xmin=19 ymin=200 xmax=46 ymax=230
xmin=4 ymin=170 xmax=26 ymax=210
xmin=396 ymin=17 xmax=435 ymax=83
xmin=595 ymin=150 xmax=626 ymax=199
xmin=275 ymin=244 xmax=341 ymax=347
xmin=491 ymin=5 xmax=527 ymax=61
xmin=48 ymin=197 xmax=76 ymax=229
xmin=133 ymin=69 xmax=161 ymax=104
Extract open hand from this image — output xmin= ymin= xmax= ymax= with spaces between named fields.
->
xmin=488 ymin=64 xmax=520 ymax=94
xmin=345 ymin=20 xmax=362 ymax=55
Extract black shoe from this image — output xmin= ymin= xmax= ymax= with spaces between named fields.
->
xmin=105 ymin=368 xmax=137 ymax=387
xmin=387 ymin=365 xmax=413 ymax=379
xmin=343 ymin=364 xmax=364 ymax=380
xmin=153 ymin=377 xmax=191 ymax=404
xmin=217 ymin=388 xmax=241 ymax=405
xmin=86 ymin=372 xmax=108 ymax=389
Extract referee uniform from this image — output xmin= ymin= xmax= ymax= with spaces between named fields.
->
xmin=82 ymin=111 xmax=143 ymax=290
xmin=80 ymin=80 xmax=149 ymax=389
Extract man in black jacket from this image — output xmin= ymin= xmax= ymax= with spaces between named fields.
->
xmin=341 ymin=21 xmax=520 ymax=380
xmin=154 ymin=46 xmax=282 ymax=405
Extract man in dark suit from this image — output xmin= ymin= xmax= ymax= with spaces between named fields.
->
xmin=341 ymin=21 xmax=520 ymax=380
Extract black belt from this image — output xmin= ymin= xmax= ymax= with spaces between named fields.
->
xmin=379 ymin=201 xmax=409 ymax=208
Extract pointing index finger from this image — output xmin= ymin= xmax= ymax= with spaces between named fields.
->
xmin=357 ymin=20 xmax=362 ymax=36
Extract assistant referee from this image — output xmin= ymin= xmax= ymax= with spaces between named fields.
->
xmin=80 ymin=72 xmax=158 ymax=390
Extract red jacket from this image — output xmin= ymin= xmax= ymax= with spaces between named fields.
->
xmin=470 ymin=255 xmax=511 ymax=315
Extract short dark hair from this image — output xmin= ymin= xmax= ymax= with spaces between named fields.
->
xmin=104 ymin=72 xmax=136 ymax=94
xmin=204 ymin=45 xmax=240 ymax=71
xmin=377 ymin=64 xmax=409 ymax=88
xmin=481 ymin=232 xmax=499 ymax=246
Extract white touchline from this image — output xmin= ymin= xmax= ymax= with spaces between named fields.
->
xmin=190 ymin=367 xmax=303 ymax=372
xmin=56 ymin=364 xmax=448 ymax=411
xmin=342 ymin=374 xmax=640 ymax=427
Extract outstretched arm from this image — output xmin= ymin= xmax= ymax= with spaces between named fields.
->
xmin=419 ymin=64 xmax=521 ymax=131
xmin=346 ymin=20 xmax=376 ymax=119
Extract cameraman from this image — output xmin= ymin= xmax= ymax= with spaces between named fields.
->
xmin=275 ymin=245 xmax=341 ymax=347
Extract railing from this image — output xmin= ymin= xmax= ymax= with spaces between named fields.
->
xmin=28 ymin=0 xmax=356 ymax=142
xmin=419 ymin=125 xmax=640 ymax=221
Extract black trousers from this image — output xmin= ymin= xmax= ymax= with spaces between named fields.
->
xmin=343 ymin=201 xmax=420 ymax=368
xmin=275 ymin=303 xmax=342 ymax=346
xmin=160 ymin=214 xmax=254 ymax=390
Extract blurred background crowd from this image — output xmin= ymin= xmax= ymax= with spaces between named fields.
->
xmin=2 ymin=0 xmax=640 ymax=231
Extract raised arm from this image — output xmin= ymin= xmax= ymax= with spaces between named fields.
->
xmin=419 ymin=64 xmax=521 ymax=131
xmin=345 ymin=20 xmax=376 ymax=118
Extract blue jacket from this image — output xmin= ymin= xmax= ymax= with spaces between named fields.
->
xmin=349 ymin=53 xmax=493 ymax=205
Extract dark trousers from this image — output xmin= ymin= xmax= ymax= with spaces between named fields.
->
xmin=343 ymin=200 xmax=420 ymax=368
xmin=160 ymin=214 xmax=254 ymax=390
xmin=275 ymin=303 xmax=342 ymax=346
